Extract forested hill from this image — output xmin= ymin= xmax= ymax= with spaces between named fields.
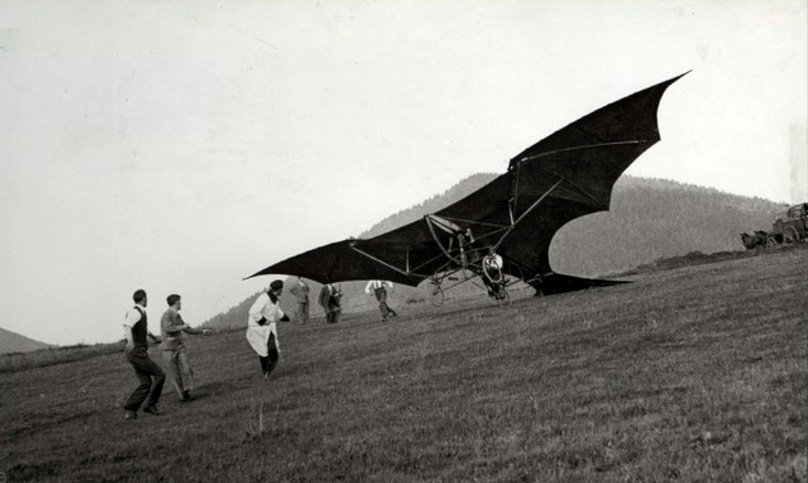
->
xmin=360 ymin=173 xmax=498 ymax=238
xmin=203 ymin=174 xmax=786 ymax=330
xmin=361 ymin=174 xmax=785 ymax=276
xmin=552 ymin=176 xmax=785 ymax=275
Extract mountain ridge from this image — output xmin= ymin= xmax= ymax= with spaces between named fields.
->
xmin=202 ymin=174 xmax=788 ymax=331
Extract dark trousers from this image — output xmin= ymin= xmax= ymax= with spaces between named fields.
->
xmin=124 ymin=349 xmax=165 ymax=411
xmin=374 ymin=288 xmax=396 ymax=318
xmin=325 ymin=302 xmax=341 ymax=323
xmin=259 ymin=333 xmax=279 ymax=376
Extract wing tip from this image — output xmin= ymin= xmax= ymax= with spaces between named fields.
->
xmin=243 ymin=268 xmax=272 ymax=281
xmin=660 ymin=70 xmax=691 ymax=88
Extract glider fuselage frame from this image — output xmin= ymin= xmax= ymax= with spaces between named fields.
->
xmin=347 ymin=173 xmax=568 ymax=296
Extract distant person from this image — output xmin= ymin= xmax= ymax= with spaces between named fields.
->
xmin=289 ymin=276 xmax=310 ymax=324
xmin=160 ymin=294 xmax=214 ymax=402
xmin=364 ymin=280 xmax=398 ymax=321
xmin=122 ymin=289 xmax=165 ymax=420
xmin=318 ymin=283 xmax=342 ymax=323
xmin=246 ymin=280 xmax=290 ymax=380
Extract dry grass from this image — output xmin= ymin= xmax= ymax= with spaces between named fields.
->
xmin=2 ymin=247 xmax=806 ymax=482
xmin=0 ymin=342 xmax=124 ymax=374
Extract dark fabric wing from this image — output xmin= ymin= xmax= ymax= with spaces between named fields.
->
xmin=508 ymin=73 xmax=687 ymax=172
xmin=496 ymin=73 xmax=686 ymax=277
xmin=246 ymin=212 xmax=486 ymax=286
xmin=246 ymin=177 xmax=515 ymax=286
xmin=245 ymin=239 xmax=425 ymax=285
xmin=247 ymin=73 xmax=685 ymax=292
xmin=394 ymin=73 xmax=686 ymax=287
xmin=497 ymin=141 xmax=658 ymax=275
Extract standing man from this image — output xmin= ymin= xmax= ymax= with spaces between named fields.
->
xmin=289 ymin=276 xmax=310 ymax=324
xmin=318 ymin=283 xmax=342 ymax=324
xmin=122 ymin=289 xmax=165 ymax=420
xmin=160 ymin=294 xmax=213 ymax=402
xmin=364 ymin=280 xmax=398 ymax=322
xmin=246 ymin=280 xmax=290 ymax=380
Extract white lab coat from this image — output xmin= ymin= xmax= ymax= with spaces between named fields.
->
xmin=245 ymin=293 xmax=284 ymax=357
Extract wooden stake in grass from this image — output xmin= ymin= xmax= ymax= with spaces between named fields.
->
xmin=258 ymin=401 xmax=265 ymax=435
xmin=246 ymin=399 xmax=266 ymax=437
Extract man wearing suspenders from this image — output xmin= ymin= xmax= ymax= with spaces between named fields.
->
xmin=122 ymin=289 xmax=165 ymax=420
xmin=364 ymin=280 xmax=398 ymax=322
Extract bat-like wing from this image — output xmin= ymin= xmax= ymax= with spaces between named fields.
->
xmin=247 ymin=73 xmax=686 ymax=293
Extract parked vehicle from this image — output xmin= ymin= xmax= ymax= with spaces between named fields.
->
xmin=741 ymin=202 xmax=808 ymax=249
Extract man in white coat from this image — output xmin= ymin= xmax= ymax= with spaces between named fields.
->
xmin=246 ymin=279 xmax=290 ymax=379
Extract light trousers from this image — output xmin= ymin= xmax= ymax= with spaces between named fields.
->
xmin=163 ymin=346 xmax=194 ymax=397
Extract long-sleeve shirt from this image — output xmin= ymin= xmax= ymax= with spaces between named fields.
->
xmin=365 ymin=280 xmax=393 ymax=294
xmin=290 ymin=281 xmax=309 ymax=303
xmin=160 ymin=307 xmax=201 ymax=351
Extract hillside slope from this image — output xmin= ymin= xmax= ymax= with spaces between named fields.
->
xmin=364 ymin=174 xmax=785 ymax=275
xmin=207 ymin=175 xmax=787 ymax=332
xmin=0 ymin=327 xmax=50 ymax=354
xmin=552 ymin=176 xmax=787 ymax=275
xmin=2 ymin=247 xmax=805 ymax=481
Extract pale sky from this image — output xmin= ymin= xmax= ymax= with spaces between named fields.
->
xmin=1 ymin=0 xmax=806 ymax=345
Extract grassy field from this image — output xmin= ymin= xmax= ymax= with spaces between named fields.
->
xmin=0 ymin=342 xmax=124 ymax=374
xmin=2 ymin=247 xmax=806 ymax=482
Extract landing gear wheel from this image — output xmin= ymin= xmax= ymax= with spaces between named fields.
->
xmin=427 ymin=281 xmax=445 ymax=307
xmin=783 ymin=226 xmax=799 ymax=244
xmin=495 ymin=287 xmax=511 ymax=307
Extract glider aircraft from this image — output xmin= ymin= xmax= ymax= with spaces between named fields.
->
xmin=247 ymin=73 xmax=687 ymax=305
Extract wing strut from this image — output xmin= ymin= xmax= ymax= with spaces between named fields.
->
xmin=492 ymin=178 xmax=564 ymax=252
xmin=510 ymin=140 xmax=647 ymax=168
xmin=537 ymin=166 xmax=605 ymax=208
xmin=425 ymin=215 xmax=465 ymax=266
xmin=349 ymin=243 xmax=414 ymax=279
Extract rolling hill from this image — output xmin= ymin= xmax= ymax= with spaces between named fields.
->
xmin=0 ymin=327 xmax=50 ymax=354
xmin=203 ymin=175 xmax=788 ymax=332
xmin=361 ymin=174 xmax=786 ymax=275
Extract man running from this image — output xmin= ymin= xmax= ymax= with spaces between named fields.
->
xmin=122 ymin=289 xmax=165 ymax=420
xmin=364 ymin=280 xmax=398 ymax=322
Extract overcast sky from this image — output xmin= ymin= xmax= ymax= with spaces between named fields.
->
xmin=1 ymin=0 xmax=806 ymax=345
